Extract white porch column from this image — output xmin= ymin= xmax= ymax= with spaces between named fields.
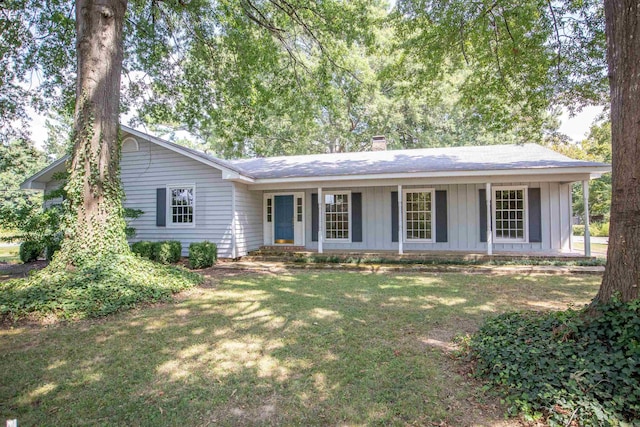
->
xmin=486 ymin=182 xmax=493 ymax=256
xmin=398 ymin=184 xmax=403 ymax=255
xmin=582 ymin=180 xmax=591 ymax=257
xmin=231 ymin=183 xmax=237 ymax=259
xmin=318 ymin=187 xmax=323 ymax=254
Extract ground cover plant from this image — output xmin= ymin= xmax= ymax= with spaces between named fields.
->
xmin=467 ymin=298 xmax=640 ymax=426
xmin=0 ymin=256 xmax=201 ymax=321
xmin=0 ymin=270 xmax=600 ymax=425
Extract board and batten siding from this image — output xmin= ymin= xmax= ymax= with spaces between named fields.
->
xmin=303 ymin=182 xmax=572 ymax=253
xmin=121 ymin=138 xmax=234 ymax=257
xmin=233 ymin=183 xmax=263 ymax=257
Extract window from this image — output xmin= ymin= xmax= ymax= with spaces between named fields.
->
xmin=168 ymin=186 xmax=194 ymax=226
xmin=266 ymin=198 xmax=272 ymax=222
xmin=324 ymin=192 xmax=350 ymax=240
xmin=493 ymin=186 xmax=527 ymax=242
xmin=297 ymin=197 xmax=303 ymax=222
xmin=404 ymin=189 xmax=434 ymax=241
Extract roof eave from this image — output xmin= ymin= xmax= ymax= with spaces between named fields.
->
xmin=20 ymin=156 xmax=69 ymax=190
xmin=248 ymin=165 xmax=612 ymax=185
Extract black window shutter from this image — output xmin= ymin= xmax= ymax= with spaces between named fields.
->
xmin=391 ymin=191 xmax=398 ymax=242
xmin=311 ymin=193 xmax=318 ymax=242
xmin=435 ymin=190 xmax=448 ymax=242
xmin=479 ymin=189 xmax=487 ymax=242
xmin=156 ymin=188 xmax=166 ymax=227
xmin=352 ymin=192 xmax=362 ymax=242
xmin=528 ymin=188 xmax=542 ymax=242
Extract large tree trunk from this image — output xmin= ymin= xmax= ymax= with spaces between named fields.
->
xmin=53 ymin=0 xmax=130 ymax=268
xmin=596 ymin=0 xmax=640 ymax=303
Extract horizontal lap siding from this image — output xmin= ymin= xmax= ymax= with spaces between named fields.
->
xmin=43 ymin=180 xmax=64 ymax=209
xmin=302 ymin=182 xmax=570 ymax=253
xmin=121 ymin=139 xmax=234 ymax=257
xmin=234 ymin=183 xmax=263 ymax=256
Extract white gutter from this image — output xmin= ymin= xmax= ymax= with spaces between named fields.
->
xmin=245 ymin=166 xmax=611 ymax=186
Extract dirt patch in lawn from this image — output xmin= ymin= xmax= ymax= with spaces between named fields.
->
xmin=0 ymin=260 xmax=48 ymax=282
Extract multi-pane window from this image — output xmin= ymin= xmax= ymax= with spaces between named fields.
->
xmin=404 ymin=190 xmax=434 ymax=241
xmin=325 ymin=193 xmax=350 ymax=240
xmin=494 ymin=187 xmax=526 ymax=241
xmin=297 ymin=197 xmax=303 ymax=222
xmin=169 ymin=186 xmax=194 ymax=225
xmin=266 ymin=198 xmax=272 ymax=222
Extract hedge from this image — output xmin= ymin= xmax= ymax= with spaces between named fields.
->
xmin=188 ymin=241 xmax=217 ymax=269
xmin=131 ymin=240 xmax=182 ymax=264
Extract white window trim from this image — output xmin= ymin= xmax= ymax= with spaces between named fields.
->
xmin=323 ymin=190 xmax=352 ymax=242
xmin=403 ymin=187 xmax=436 ymax=243
xmin=492 ymin=185 xmax=528 ymax=243
xmin=166 ymin=184 xmax=196 ymax=228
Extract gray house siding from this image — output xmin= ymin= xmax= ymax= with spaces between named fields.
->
xmin=121 ymin=139 xmax=234 ymax=257
xmin=233 ymin=183 xmax=263 ymax=257
xmin=302 ymin=182 xmax=572 ymax=253
xmin=43 ymin=180 xmax=64 ymax=209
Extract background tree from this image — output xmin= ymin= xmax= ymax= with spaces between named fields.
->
xmin=144 ymin=6 xmax=565 ymax=158
xmin=0 ymin=138 xmax=48 ymax=248
xmin=550 ymin=120 xmax=612 ymax=222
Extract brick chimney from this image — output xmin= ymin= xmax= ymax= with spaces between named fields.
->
xmin=371 ymin=135 xmax=387 ymax=151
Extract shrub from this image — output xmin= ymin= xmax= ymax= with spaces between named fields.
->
xmin=131 ymin=241 xmax=154 ymax=259
xmin=19 ymin=241 xmax=43 ymax=263
xmin=573 ymin=223 xmax=609 ymax=237
xmin=591 ymin=221 xmax=609 ymax=237
xmin=188 ymin=241 xmax=217 ymax=269
xmin=572 ymin=224 xmax=585 ymax=236
xmin=153 ymin=240 xmax=182 ymax=264
xmin=467 ymin=298 xmax=640 ymax=426
xmin=44 ymin=232 xmax=63 ymax=261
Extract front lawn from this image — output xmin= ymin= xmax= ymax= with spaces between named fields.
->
xmin=0 ymin=245 xmax=19 ymax=263
xmin=0 ymin=271 xmax=600 ymax=425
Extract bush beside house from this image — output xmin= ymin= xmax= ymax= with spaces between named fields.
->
xmin=19 ymin=241 xmax=43 ymax=263
xmin=188 ymin=241 xmax=217 ymax=269
xmin=131 ymin=240 xmax=182 ymax=264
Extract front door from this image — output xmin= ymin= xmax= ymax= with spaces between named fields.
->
xmin=274 ymin=195 xmax=294 ymax=244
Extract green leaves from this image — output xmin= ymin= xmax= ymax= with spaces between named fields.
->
xmin=0 ymin=255 xmax=202 ymax=321
xmin=467 ymin=299 xmax=640 ymax=425
xmin=394 ymin=0 xmax=608 ymax=139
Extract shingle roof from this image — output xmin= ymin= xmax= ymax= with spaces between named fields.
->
xmin=21 ymin=127 xmax=610 ymax=190
xmin=226 ymin=144 xmax=609 ymax=180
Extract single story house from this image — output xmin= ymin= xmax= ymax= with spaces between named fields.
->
xmin=22 ymin=126 xmax=610 ymax=258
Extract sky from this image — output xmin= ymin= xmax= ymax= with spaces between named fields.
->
xmin=558 ymin=106 xmax=605 ymax=142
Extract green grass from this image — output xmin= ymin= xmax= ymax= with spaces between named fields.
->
xmin=0 ymin=271 xmax=601 ymax=425
xmin=0 ymin=245 xmax=19 ymax=263
xmin=572 ymin=241 xmax=608 ymax=257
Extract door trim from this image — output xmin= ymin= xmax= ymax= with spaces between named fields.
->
xmin=264 ymin=192 xmax=305 ymax=246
